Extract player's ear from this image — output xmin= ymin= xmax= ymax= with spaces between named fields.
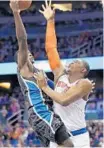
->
xmin=82 ymin=68 xmax=87 ymax=75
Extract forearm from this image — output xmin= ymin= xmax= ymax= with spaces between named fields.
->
xmin=13 ymin=12 xmax=27 ymax=41
xmin=13 ymin=12 xmax=29 ymax=68
xmin=41 ymin=85 xmax=85 ymax=106
xmin=46 ymin=19 xmax=57 ymax=50
xmin=45 ymin=19 xmax=61 ymax=70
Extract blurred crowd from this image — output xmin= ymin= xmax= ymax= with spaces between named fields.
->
xmin=87 ymin=120 xmax=104 ymax=147
xmin=0 ymin=87 xmax=42 ymax=147
xmin=0 ymin=85 xmax=53 ymax=126
xmin=0 ymin=86 xmax=103 ymax=125
xmin=0 ymin=120 xmax=103 ymax=147
xmin=86 ymin=89 xmax=103 ymax=120
xmin=0 ymin=30 xmax=103 ymax=63
xmin=0 ymin=83 xmax=103 ymax=147
xmin=0 ymin=1 xmax=102 ymax=17
xmin=0 ymin=122 xmax=41 ymax=147
xmin=0 ymin=1 xmax=103 ymax=63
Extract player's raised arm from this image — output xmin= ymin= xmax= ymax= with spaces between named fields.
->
xmin=10 ymin=0 xmax=28 ymax=69
xmin=39 ymin=0 xmax=64 ymax=81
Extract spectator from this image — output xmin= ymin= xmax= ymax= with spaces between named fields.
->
xmin=97 ymin=104 xmax=103 ymax=119
xmin=10 ymin=98 xmax=20 ymax=113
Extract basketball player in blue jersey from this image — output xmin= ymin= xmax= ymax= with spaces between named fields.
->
xmin=10 ymin=0 xmax=74 ymax=147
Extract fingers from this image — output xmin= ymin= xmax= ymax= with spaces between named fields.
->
xmin=45 ymin=0 xmax=52 ymax=7
xmin=42 ymin=4 xmax=46 ymax=11
xmin=39 ymin=9 xmax=44 ymax=14
xmin=49 ymin=0 xmax=52 ymax=7
xmin=53 ymin=7 xmax=56 ymax=11
xmin=92 ymin=83 xmax=95 ymax=87
xmin=45 ymin=0 xmax=48 ymax=7
xmin=92 ymin=84 xmax=95 ymax=88
xmin=41 ymin=70 xmax=45 ymax=76
xmin=10 ymin=0 xmax=19 ymax=5
xmin=90 ymin=80 xmax=95 ymax=83
xmin=9 ymin=1 xmax=11 ymax=7
xmin=92 ymin=85 xmax=95 ymax=90
xmin=10 ymin=0 xmax=20 ymax=12
xmin=39 ymin=4 xmax=46 ymax=14
xmin=15 ymin=0 xmax=19 ymax=9
xmin=92 ymin=84 xmax=95 ymax=87
xmin=33 ymin=71 xmax=45 ymax=80
xmin=90 ymin=80 xmax=95 ymax=86
xmin=33 ymin=73 xmax=38 ymax=80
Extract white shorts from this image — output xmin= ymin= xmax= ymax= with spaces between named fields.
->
xmin=50 ymin=132 xmax=90 ymax=148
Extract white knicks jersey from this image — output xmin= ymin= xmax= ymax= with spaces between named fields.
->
xmin=54 ymin=74 xmax=87 ymax=132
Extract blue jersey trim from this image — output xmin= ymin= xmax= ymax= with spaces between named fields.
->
xmin=23 ymin=79 xmax=52 ymax=123
xmin=71 ymin=127 xmax=87 ymax=136
xmin=47 ymin=79 xmax=54 ymax=90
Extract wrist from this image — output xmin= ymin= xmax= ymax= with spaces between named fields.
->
xmin=42 ymin=85 xmax=47 ymax=91
xmin=47 ymin=17 xmax=54 ymax=22
xmin=12 ymin=10 xmax=20 ymax=14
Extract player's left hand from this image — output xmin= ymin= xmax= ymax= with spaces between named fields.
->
xmin=90 ymin=80 xmax=95 ymax=93
xmin=39 ymin=0 xmax=55 ymax=21
xmin=34 ymin=71 xmax=47 ymax=89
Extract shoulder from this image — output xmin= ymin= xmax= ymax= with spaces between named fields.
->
xmin=76 ymin=78 xmax=92 ymax=91
xmin=54 ymin=71 xmax=66 ymax=84
xmin=78 ymin=78 xmax=92 ymax=86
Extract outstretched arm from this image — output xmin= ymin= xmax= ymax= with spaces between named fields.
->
xmin=42 ymin=79 xmax=92 ymax=106
xmin=46 ymin=19 xmax=64 ymax=80
xmin=39 ymin=0 xmax=64 ymax=82
xmin=34 ymin=71 xmax=92 ymax=106
xmin=10 ymin=0 xmax=28 ymax=69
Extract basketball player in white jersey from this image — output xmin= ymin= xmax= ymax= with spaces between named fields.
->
xmin=35 ymin=0 xmax=94 ymax=147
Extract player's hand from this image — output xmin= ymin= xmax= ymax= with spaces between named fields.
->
xmin=90 ymin=80 xmax=95 ymax=93
xmin=34 ymin=71 xmax=47 ymax=89
xmin=39 ymin=0 xmax=55 ymax=21
xmin=10 ymin=0 xmax=20 ymax=13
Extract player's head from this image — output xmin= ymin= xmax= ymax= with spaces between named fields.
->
xmin=14 ymin=50 xmax=34 ymax=64
xmin=65 ymin=59 xmax=90 ymax=78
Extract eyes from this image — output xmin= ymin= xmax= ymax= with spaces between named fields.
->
xmin=70 ymin=60 xmax=79 ymax=66
xmin=29 ymin=54 xmax=32 ymax=57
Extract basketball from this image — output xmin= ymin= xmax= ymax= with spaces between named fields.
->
xmin=18 ymin=0 xmax=32 ymax=10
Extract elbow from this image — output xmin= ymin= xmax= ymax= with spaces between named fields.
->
xmin=60 ymin=95 xmax=74 ymax=106
xmin=61 ymin=101 xmax=70 ymax=106
xmin=17 ymin=35 xmax=27 ymax=42
xmin=45 ymin=44 xmax=57 ymax=51
xmin=54 ymin=94 xmax=71 ymax=106
xmin=54 ymin=95 xmax=66 ymax=106
xmin=59 ymin=98 xmax=71 ymax=106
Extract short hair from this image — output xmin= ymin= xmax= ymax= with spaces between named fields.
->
xmin=81 ymin=60 xmax=90 ymax=76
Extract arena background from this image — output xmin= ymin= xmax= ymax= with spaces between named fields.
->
xmin=0 ymin=0 xmax=103 ymax=147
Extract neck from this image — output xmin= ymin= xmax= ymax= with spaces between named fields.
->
xmin=68 ymin=74 xmax=83 ymax=83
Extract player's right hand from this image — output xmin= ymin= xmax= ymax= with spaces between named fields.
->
xmin=39 ymin=0 xmax=55 ymax=21
xmin=34 ymin=71 xmax=47 ymax=89
xmin=10 ymin=0 xmax=20 ymax=13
